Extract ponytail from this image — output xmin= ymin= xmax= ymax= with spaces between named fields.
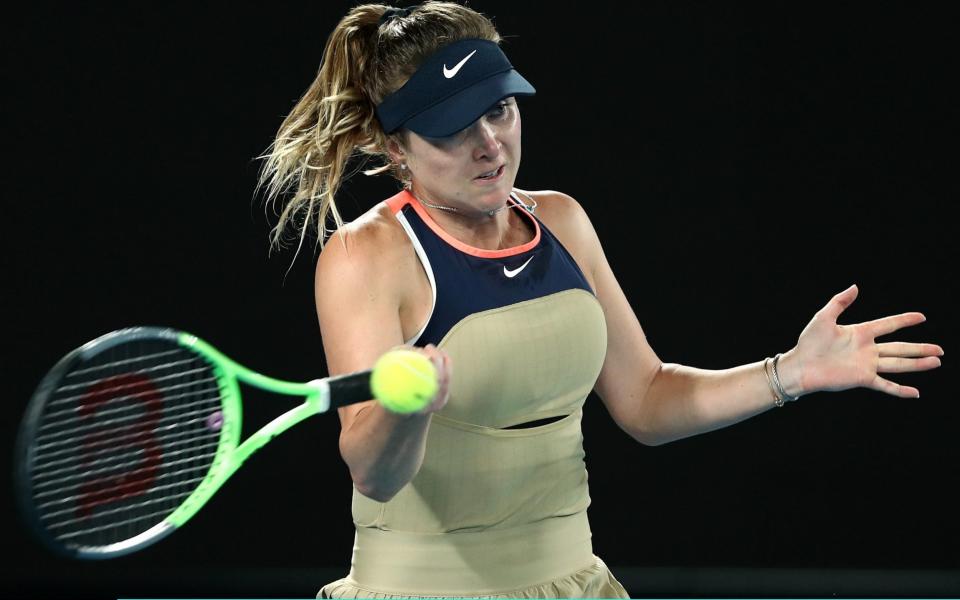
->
xmin=257 ymin=2 xmax=501 ymax=257
xmin=257 ymin=4 xmax=389 ymax=257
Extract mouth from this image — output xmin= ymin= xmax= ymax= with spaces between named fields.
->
xmin=474 ymin=164 xmax=505 ymax=182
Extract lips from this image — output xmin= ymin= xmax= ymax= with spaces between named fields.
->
xmin=474 ymin=164 xmax=505 ymax=180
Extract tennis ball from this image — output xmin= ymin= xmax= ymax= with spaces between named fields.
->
xmin=371 ymin=349 xmax=439 ymax=414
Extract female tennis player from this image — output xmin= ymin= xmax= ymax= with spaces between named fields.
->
xmin=257 ymin=2 xmax=944 ymax=597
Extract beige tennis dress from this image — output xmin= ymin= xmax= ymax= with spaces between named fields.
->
xmin=318 ymin=191 xmax=628 ymax=598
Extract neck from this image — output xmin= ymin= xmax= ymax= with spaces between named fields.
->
xmin=408 ymin=185 xmax=513 ymax=220
xmin=409 ymin=188 xmax=517 ymax=250
xmin=411 ymin=189 xmax=510 ymax=218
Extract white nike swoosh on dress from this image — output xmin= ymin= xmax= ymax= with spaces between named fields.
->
xmin=503 ymin=256 xmax=534 ymax=278
xmin=443 ymin=50 xmax=477 ymax=78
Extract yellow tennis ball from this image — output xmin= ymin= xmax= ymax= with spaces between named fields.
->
xmin=371 ymin=349 xmax=438 ymax=414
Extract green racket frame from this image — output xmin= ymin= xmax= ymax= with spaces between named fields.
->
xmin=15 ymin=327 xmax=374 ymax=559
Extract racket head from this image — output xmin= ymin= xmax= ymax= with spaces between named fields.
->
xmin=15 ymin=327 xmax=240 ymax=559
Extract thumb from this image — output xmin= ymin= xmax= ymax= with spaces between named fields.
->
xmin=820 ymin=284 xmax=859 ymax=322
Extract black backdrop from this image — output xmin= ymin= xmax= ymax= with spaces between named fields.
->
xmin=3 ymin=2 xmax=957 ymax=598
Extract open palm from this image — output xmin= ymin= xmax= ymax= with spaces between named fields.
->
xmin=791 ymin=285 xmax=943 ymax=398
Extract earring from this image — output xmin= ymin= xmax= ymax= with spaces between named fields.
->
xmin=399 ymin=163 xmax=408 ymax=171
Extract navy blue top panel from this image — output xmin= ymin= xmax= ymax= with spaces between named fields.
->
xmin=399 ymin=200 xmax=594 ymax=347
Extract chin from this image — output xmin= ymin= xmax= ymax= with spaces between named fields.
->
xmin=477 ymin=184 xmax=511 ymax=205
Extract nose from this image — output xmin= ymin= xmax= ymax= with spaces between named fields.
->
xmin=471 ymin=119 xmax=501 ymax=162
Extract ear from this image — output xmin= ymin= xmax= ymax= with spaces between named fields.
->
xmin=385 ymin=135 xmax=406 ymax=165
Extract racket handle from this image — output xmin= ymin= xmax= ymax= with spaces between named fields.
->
xmin=324 ymin=369 xmax=375 ymax=409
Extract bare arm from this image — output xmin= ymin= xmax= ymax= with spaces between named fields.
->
xmin=560 ymin=192 xmax=940 ymax=446
xmin=593 ymin=228 xmax=804 ymax=445
xmin=629 ymin=357 xmax=801 ymax=446
xmin=316 ymin=222 xmax=450 ymax=502
xmin=588 ymin=211 xmax=802 ymax=444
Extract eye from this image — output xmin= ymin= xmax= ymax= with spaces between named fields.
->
xmin=487 ymin=101 xmax=510 ymax=120
xmin=420 ymin=130 xmax=462 ymax=147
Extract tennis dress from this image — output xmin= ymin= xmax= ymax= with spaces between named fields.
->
xmin=318 ymin=190 xmax=628 ymax=599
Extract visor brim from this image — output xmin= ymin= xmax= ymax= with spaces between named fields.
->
xmin=403 ymin=70 xmax=535 ymax=138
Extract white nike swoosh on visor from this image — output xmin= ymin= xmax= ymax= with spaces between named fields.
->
xmin=503 ymin=256 xmax=534 ymax=278
xmin=443 ymin=50 xmax=477 ymax=78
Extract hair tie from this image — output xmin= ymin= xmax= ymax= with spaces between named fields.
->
xmin=379 ymin=6 xmax=413 ymax=25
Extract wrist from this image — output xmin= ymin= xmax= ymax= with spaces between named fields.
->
xmin=774 ymin=348 xmax=806 ymax=400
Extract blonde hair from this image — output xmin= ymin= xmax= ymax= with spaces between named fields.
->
xmin=256 ymin=1 xmax=500 ymax=258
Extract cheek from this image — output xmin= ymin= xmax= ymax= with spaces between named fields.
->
xmin=508 ymin=116 xmax=522 ymax=156
xmin=414 ymin=152 xmax=461 ymax=181
xmin=509 ymin=112 xmax=521 ymax=143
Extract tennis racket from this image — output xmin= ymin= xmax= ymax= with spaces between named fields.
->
xmin=14 ymin=326 xmax=433 ymax=559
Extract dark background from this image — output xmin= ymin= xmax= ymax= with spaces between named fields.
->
xmin=3 ymin=2 xmax=957 ymax=598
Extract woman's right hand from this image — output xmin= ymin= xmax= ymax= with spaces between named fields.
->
xmin=403 ymin=343 xmax=451 ymax=415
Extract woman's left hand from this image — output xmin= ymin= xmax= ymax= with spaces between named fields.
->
xmin=781 ymin=284 xmax=943 ymax=399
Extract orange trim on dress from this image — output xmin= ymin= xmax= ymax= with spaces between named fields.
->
xmin=385 ymin=190 xmax=541 ymax=259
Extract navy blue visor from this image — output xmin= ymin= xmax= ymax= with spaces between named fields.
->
xmin=376 ymin=39 xmax=536 ymax=138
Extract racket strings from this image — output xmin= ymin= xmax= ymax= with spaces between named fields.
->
xmin=35 ymin=392 xmax=222 ymax=454
xmin=48 ymin=366 xmax=215 ymax=407
xmin=28 ymin=338 xmax=226 ymax=551
xmin=39 ymin=471 xmax=210 ymax=519
xmin=41 ymin=382 xmax=218 ymax=428
xmin=33 ymin=425 xmax=220 ymax=483
xmin=55 ymin=507 xmax=185 ymax=541
xmin=64 ymin=348 xmax=182 ymax=378
xmin=32 ymin=440 xmax=219 ymax=498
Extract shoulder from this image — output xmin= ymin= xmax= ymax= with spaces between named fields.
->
xmin=514 ymin=188 xmax=583 ymax=217
xmin=515 ymin=188 xmax=596 ymax=241
xmin=314 ymin=199 xmax=413 ymax=292
xmin=317 ymin=200 xmax=409 ymax=263
xmin=516 ymin=189 xmax=596 ymax=245
xmin=514 ymin=188 xmax=601 ymax=275
xmin=312 ymin=200 xmax=413 ymax=388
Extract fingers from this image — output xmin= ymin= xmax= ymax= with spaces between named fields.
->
xmin=870 ymin=375 xmax=920 ymax=398
xmin=434 ymin=350 xmax=451 ymax=399
xmin=871 ymin=338 xmax=942 ymax=394
xmin=421 ymin=344 xmax=450 ymax=377
xmin=876 ymin=340 xmax=945 ymax=372
xmin=877 ymin=355 xmax=942 ymax=373
xmin=819 ymin=284 xmax=859 ymax=322
xmin=864 ymin=312 xmax=927 ymax=338
xmin=413 ymin=343 xmax=451 ymax=415
xmin=878 ymin=341 xmax=945 ymax=358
